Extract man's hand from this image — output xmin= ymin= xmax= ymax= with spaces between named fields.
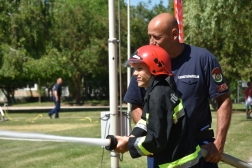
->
xmin=55 ymin=97 xmax=59 ymax=102
xmin=114 ymin=136 xmax=129 ymax=154
xmin=200 ymin=140 xmax=223 ymax=163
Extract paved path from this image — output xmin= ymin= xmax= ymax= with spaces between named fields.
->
xmin=6 ymin=105 xmax=127 ymax=110
xmin=1 ymin=105 xmax=128 ymax=112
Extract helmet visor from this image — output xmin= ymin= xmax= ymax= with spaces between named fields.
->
xmin=124 ymin=51 xmax=144 ymax=67
xmin=124 ymin=59 xmax=143 ymax=67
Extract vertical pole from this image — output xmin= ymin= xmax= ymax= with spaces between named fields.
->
xmin=38 ymin=78 xmax=41 ymax=103
xmin=237 ymin=81 xmax=239 ymax=103
xmin=108 ymin=0 xmax=119 ymax=167
xmin=127 ymin=0 xmax=131 ymax=114
xmin=118 ymin=0 xmax=122 ymax=136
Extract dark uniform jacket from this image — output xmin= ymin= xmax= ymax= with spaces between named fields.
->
xmin=128 ymin=75 xmax=204 ymax=168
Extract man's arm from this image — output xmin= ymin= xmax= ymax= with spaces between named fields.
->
xmin=201 ymin=92 xmax=232 ymax=163
xmin=131 ymin=104 xmax=143 ymax=124
xmin=54 ymin=90 xmax=58 ymax=102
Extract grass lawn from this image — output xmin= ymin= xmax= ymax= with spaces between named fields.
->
xmin=0 ymin=111 xmax=252 ymax=168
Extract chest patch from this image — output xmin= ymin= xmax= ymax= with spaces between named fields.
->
xmin=212 ymin=67 xmax=223 ymax=83
xmin=170 ymin=93 xmax=178 ymax=104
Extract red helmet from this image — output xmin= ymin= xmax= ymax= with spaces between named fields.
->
xmin=125 ymin=45 xmax=173 ymax=76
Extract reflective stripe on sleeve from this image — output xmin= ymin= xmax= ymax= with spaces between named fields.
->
xmin=146 ymin=113 xmax=149 ymax=124
xmin=134 ymin=137 xmax=152 ymax=156
xmin=134 ymin=119 xmax=147 ymax=131
xmin=173 ymin=99 xmax=185 ymax=124
xmin=159 ymin=145 xmax=202 ymax=168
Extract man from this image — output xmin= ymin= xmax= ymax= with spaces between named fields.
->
xmin=48 ymin=78 xmax=63 ymax=119
xmin=241 ymin=82 xmax=252 ymax=118
xmin=124 ymin=13 xmax=232 ymax=168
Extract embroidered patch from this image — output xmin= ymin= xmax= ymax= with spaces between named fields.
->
xmin=178 ymin=75 xmax=199 ymax=79
xmin=170 ymin=93 xmax=178 ymax=104
xmin=212 ymin=67 xmax=223 ymax=83
xmin=217 ymin=83 xmax=228 ymax=93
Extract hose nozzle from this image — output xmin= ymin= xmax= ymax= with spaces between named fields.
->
xmin=105 ymin=135 xmax=117 ymax=151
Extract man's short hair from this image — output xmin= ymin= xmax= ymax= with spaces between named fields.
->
xmin=248 ymin=82 xmax=251 ymax=86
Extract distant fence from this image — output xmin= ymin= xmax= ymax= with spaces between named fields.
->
xmin=83 ymin=81 xmax=109 ymax=101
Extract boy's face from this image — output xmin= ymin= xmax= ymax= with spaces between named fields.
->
xmin=133 ymin=62 xmax=151 ymax=88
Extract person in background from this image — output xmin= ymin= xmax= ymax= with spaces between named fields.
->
xmin=241 ymin=82 xmax=252 ymax=118
xmin=48 ymin=78 xmax=63 ymax=119
xmin=124 ymin=13 xmax=232 ymax=168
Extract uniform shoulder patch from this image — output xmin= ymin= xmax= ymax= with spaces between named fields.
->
xmin=217 ymin=83 xmax=228 ymax=93
xmin=212 ymin=67 xmax=223 ymax=83
xmin=170 ymin=93 xmax=179 ymax=104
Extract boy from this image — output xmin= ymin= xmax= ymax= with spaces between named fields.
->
xmin=114 ymin=45 xmax=204 ymax=168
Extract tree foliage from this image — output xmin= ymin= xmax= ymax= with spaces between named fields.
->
xmin=6 ymin=0 xmax=251 ymax=103
xmin=0 ymin=0 xmax=173 ymax=103
xmin=0 ymin=0 xmax=46 ymax=102
xmin=183 ymin=0 xmax=252 ymax=84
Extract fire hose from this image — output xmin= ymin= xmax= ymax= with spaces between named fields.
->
xmin=0 ymin=130 xmax=251 ymax=168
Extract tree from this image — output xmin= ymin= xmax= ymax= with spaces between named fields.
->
xmin=0 ymin=1 xmax=40 ymax=103
xmin=183 ymin=0 xmax=252 ymax=85
xmin=46 ymin=1 xmax=109 ymax=104
xmin=0 ymin=0 xmax=176 ymax=104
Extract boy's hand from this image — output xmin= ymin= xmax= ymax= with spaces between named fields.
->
xmin=114 ymin=136 xmax=129 ymax=154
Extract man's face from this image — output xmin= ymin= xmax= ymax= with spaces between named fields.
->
xmin=148 ymin=22 xmax=172 ymax=55
xmin=58 ymin=79 xmax=63 ymax=85
xmin=133 ymin=62 xmax=151 ymax=88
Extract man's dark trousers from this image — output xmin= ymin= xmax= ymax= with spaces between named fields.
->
xmin=48 ymin=96 xmax=60 ymax=118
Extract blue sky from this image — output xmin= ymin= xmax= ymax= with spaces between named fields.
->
xmin=127 ymin=0 xmax=168 ymax=8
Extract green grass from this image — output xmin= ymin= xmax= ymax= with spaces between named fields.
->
xmin=8 ymin=101 xmax=246 ymax=109
xmin=0 ymin=111 xmax=145 ymax=168
xmin=0 ymin=111 xmax=252 ymax=168
xmin=209 ymin=103 xmax=246 ymax=112
xmin=232 ymin=103 xmax=247 ymax=110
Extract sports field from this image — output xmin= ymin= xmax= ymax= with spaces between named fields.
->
xmin=0 ymin=108 xmax=252 ymax=168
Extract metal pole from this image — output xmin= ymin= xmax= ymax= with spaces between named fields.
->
xmin=237 ymin=80 xmax=240 ymax=103
xmin=118 ymin=0 xmax=122 ymax=137
xmin=127 ymin=0 xmax=131 ymax=114
xmin=201 ymin=148 xmax=252 ymax=168
xmin=38 ymin=78 xmax=41 ymax=103
xmin=108 ymin=0 xmax=119 ymax=167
